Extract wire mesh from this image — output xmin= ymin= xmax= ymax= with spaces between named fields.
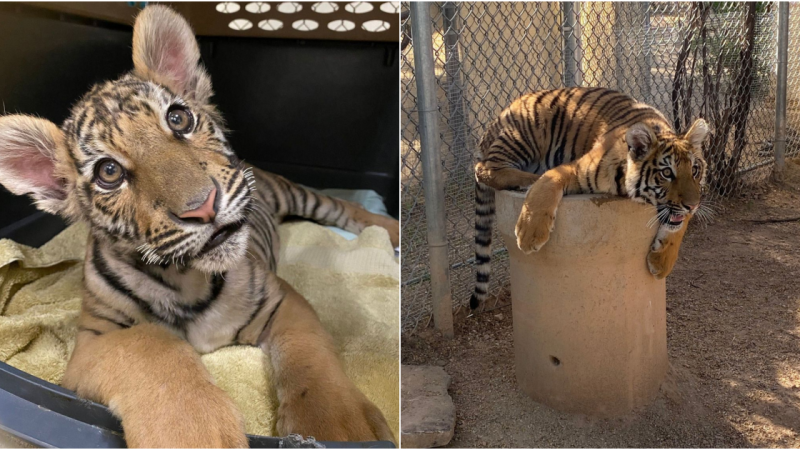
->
xmin=401 ymin=1 xmax=787 ymax=334
xmin=788 ymin=3 xmax=800 ymax=156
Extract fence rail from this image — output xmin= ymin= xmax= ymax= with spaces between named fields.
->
xmin=401 ymin=1 xmax=798 ymax=334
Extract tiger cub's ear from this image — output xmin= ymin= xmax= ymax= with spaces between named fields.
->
xmin=132 ymin=5 xmax=212 ymax=103
xmin=625 ymin=123 xmax=656 ymax=161
xmin=0 ymin=115 xmax=71 ymax=216
xmin=684 ymin=118 xmax=709 ymax=153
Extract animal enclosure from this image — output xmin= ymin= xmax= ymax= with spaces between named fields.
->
xmin=401 ymin=1 xmax=800 ymax=333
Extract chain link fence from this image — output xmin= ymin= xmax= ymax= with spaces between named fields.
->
xmin=402 ymin=2 xmax=796 ymax=334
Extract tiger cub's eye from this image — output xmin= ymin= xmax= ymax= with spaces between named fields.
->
xmin=94 ymin=158 xmax=125 ymax=188
xmin=692 ymin=165 xmax=701 ymax=178
xmin=166 ymin=105 xmax=194 ymax=134
xmin=660 ymin=168 xmax=673 ymax=179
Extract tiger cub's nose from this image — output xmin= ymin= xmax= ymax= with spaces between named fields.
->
xmin=178 ymin=188 xmax=217 ymax=224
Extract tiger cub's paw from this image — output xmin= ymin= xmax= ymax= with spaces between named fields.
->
xmin=383 ymin=218 xmax=400 ymax=248
xmin=276 ymin=383 xmax=395 ymax=444
xmin=646 ymin=239 xmax=677 ymax=279
xmin=515 ymin=206 xmax=556 ymax=254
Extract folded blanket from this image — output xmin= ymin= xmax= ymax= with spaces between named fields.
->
xmin=0 ymin=220 xmax=399 ymax=440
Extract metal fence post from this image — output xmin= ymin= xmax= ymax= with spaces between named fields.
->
xmin=775 ymin=2 xmax=789 ymax=177
xmin=411 ymin=2 xmax=455 ymax=338
xmin=562 ymin=2 xmax=579 ymax=87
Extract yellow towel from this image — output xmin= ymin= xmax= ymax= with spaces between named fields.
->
xmin=0 ymin=220 xmax=399 ymax=440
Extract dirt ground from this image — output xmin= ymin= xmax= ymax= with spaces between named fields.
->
xmin=402 ymin=161 xmax=800 ymax=448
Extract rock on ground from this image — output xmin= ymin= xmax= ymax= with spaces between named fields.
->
xmin=401 ymin=365 xmax=455 ymax=448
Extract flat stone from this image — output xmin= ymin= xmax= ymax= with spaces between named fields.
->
xmin=401 ymin=365 xmax=455 ymax=448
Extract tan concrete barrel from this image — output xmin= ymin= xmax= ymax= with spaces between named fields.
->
xmin=496 ymin=190 xmax=667 ymax=417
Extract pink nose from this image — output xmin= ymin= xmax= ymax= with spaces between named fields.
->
xmin=179 ymin=188 xmax=217 ymax=224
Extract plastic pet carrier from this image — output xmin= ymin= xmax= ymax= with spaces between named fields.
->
xmin=0 ymin=2 xmax=398 ymax=448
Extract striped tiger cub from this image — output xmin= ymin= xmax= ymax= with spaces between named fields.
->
xmin=0 ymin=6 xmax=397 ymax=446
xmin=471 ymin=87 xmax=708 ymax=309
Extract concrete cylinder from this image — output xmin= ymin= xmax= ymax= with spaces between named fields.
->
xmin=496 ymin=191 xmax=667 ymax=417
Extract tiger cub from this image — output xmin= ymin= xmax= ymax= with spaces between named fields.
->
xmin=471 ymin=87 xmax=708 ymax=309
xmin=0 ymin=6 xmax=397 ymax=446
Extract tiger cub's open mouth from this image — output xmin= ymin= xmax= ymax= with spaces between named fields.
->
xmin=197 ymin=218 xmax=247 ymax=257
xmin=668 ymin=213 xmax=686 ymax=226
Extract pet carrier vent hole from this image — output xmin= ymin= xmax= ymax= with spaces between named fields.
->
xmin=277 ymin=2 xmax=302 ymax=14
xmin=328 ymin=19 xmax=355 ymax=32
xmin=258 ymin=19 xmax=283 ymax=30
xmin=245 ymin=2 xmax=270 ymax=13
xmin=550 ymin=356 xmax=561 ymax=367
xmin=228 ymin=18 xmax=253 ymax=30
xmin=292 ymin=19 xmax=319 ymax=31
xmin=228 ymin=19 xmax=253 ymax=31
xmin=312 ymin=2 xmax=339 ymax=13
xmin=345 ymin=2 xmax=373 ymax=13
xmin=216 ymin=2 xmax=240 ymax=13
xmin=380 ymin=2 xmax=400 ymax=14
xmin=362 ymin=19 xmax=390 ymax=32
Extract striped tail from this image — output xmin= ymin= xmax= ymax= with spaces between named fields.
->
xmin=471 ymin=180 xmax=495 ymax=309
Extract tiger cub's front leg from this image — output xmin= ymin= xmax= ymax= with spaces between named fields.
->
xmin=258 ymin=279 xmax=395 ymax=444
xmin=63 ymin=317 xmax=247 ymax=448
xmin=515 ymin=164 xmax=579 ymax=254
xmin=647 ymin=215 xmax=692 ymax=279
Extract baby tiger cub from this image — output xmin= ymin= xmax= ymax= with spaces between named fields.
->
xmin=472 ymin=87 xmax=708 ymax=309
xmin=0 ymin=6 xmax=397 ymax=447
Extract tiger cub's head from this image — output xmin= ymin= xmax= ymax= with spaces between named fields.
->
xmin=625 ymin=118 xmax=709 ymax=232
xmin=0 ymin=6 xmax=252 ymax=273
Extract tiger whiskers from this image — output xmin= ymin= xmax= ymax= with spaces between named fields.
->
xmin=693 ymin=202 xmax=718 ymax=226
xmin=244 ymin=199 xmax=271 ymax=218
xmin=647 ymin=206 xmax=671 ymax=229
xmin=136 ymin=243 xmax=166 ymax=265
xmin=242 ymin=167 xmax=256 ymax=193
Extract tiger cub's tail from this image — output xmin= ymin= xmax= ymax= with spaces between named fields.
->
xmin=471 ymin=180 xmax=495 ymax=309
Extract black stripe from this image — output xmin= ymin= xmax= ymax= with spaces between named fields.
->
xmin=585 ymin=170 xmax=595 ymax=194
xmin=594 ymin=151 xmax=609 ymax=191
xmin=280 ymin=179 xmax=297 ymax=215
xmin=263 ymin=295 xmax=285 ymax=331
xmin=495 ymin=135 xmax=529 ymax=167
xmin=550 ymin=88 xmax=583 ymax=168
xmin=262 ymin=179 xmax=281 ymax=212
xmin=182 ymin=272 xmax=226 ymax=316
xmin=615 ymin=164 xmax=627 ymax=195
xmin=578 ymin=94 xmax=630 ymax=152
xmin=475 ymin=236 xmax=491 ymax=246
xmin=531 ymin=90 xmax=553 ymax=128
xmin=150 ymin=228 xmax=181 ymax=243
xmin=567 ymin=89 xmax=617 ymax=160
xmin=548 ymin=104 xmax=563 ymax=167
xmin=475 ymin=223 xmax=492 ymax=232
xmin=85 ymin=303 xmax=133 ymax=329
xmin=155 ymin=232 xmax=192 ymax=254
xmin=235 ymin=282 xmax=275 ymax=343
xmin=310 ymin=193 xmax=322 ymax=220
xmin=476 ymin=254 xmax=491 ymax=264
xmin=298 ymin=188 xmax=309 ymax=217
xmin=228 ymin=176 xmax=249 ymax=205
xmin=226 ymin=172 xmax=239 ymax=192
xmin=330 ymin=201 xmax=346 ymax=224
xmin=92 ymin=243 xmax=160 ymax=320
